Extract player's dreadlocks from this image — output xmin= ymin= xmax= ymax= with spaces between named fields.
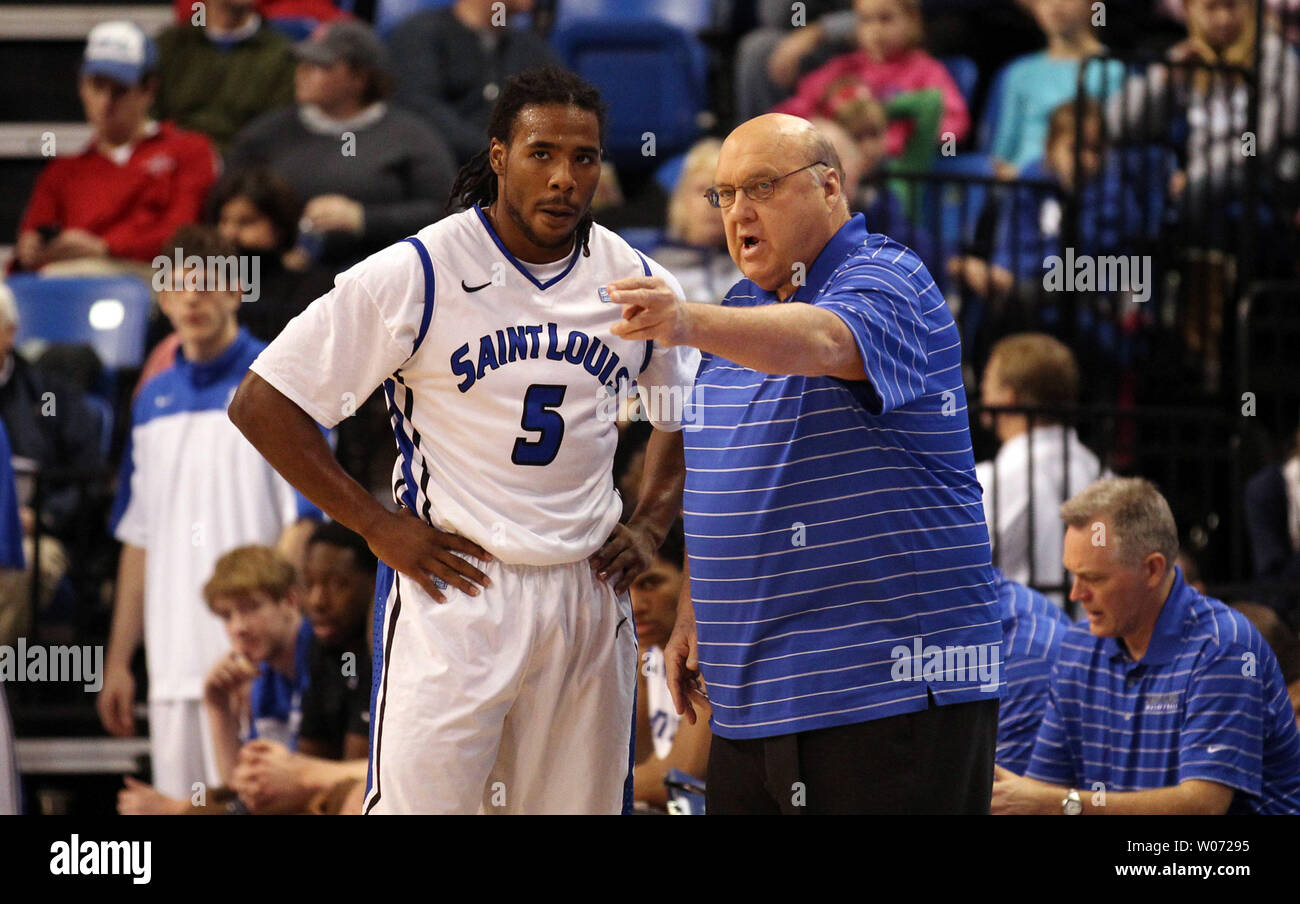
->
xmin=446 ymin=65 xmax=608 ymax=257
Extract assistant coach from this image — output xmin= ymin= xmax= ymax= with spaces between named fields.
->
xmin=608 ymin=113 xmax=1002 ymax=814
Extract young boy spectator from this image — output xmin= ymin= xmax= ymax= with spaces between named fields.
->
xmin=225 ymin=21 xmax=456 ymax=268
xmin=202 ymin=545 xmax=313 ymax=785
xmin=990 ymin=0 xmax=1125 ymax=175
xmin=13 ymin=22 xmax=219 ymax=274
xmin=775 ymin=0 xmax=970 ymax=162
xmin=153 ymin=0 xmax=296 ymax=150
xmin=632 ymin=522 xmax=711 ymax=810
xmin=98 ymin=226 xmax=321 ymax=800
xmin=975 ymin=333 xmax=1105 ymax=600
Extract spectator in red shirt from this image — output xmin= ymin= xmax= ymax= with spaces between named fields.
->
xmin=14 ymin=21 xmax=219 ymax=273
xmin=774 ymin=0 xmax=970 ymax=162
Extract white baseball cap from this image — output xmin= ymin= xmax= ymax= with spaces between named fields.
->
xmin=82 ymin=21 xmax=159 ymax=86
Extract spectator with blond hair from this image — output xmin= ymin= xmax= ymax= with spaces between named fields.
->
xmin=976 ymin=333 xmax=1105 ymax=601
xmin=993 ymin=477 xmax=1300 ymax=814
xmin=652 ymin=139 xmax=742 ymax=305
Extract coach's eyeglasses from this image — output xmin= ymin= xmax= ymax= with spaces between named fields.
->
xmin=703 ymin=161 xmax=829 ymax=209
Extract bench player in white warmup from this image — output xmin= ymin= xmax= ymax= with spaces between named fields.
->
xmin=229 ymin=67 xmax=698 ymax=814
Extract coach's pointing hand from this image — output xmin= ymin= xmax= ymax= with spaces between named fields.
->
xmin=365 ymin=507 xmax=492 ymax=603
xmin=607 ymin=277 xmax=694 ymax=347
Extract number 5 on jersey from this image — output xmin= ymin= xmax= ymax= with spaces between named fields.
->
xmin=512 ymin=384 xmax=567 ymax=466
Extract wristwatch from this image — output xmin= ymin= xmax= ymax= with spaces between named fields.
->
xmin=1061 ymin=788 xmax=1082 ymax=815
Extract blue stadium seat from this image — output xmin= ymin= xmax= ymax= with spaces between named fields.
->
xmin=6 ymin=275 xmax=152 ymax=373
xmin=375 ymin=0 xmax=454 ymax=37
xmin=654 ymin=152 xmax=688 ymax=194
xmin=553 ymin=19 xmax=707 ymax=172
xmin=555 ymin=0 xmax=715 ymax=32
xmin=940 ymin=55 xmax=979 ymax=112
xmin=976 ymin=55 xmax=1021 ymax=155
xmin=266 ymin=16 xmax=322 ymax=42
xmin=615 ymin=227 xmax=665 ymax=254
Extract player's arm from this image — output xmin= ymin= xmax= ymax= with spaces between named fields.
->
xmin=229 ymin=372 xmax=491 ymax=603
xmin=634 ymin=698 xmax=712 ymax=809
xmin=608 ymin=277 xmax=867 ymax=381
xmin=589 ymin=428 xmax=685 ymax=594
xmin=98 ymin=544 xmax=145 ymax=737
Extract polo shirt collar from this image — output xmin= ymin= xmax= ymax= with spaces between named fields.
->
xmin=789 ymin=213 xmax=869 ymax=304
xmin=1103 ymin=566 xmax=1192 ymax=665
xmin=175 ymin=327 xmax=254 ymax=389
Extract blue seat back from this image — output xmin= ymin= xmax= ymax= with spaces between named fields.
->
xmin=375 ymin=0 xmax=455 ymax=37
xmin=7 ymin=275 xmax=152 ymax=372
xmin=553 ymin=19 xmax=706 ymax=171
xmin=555 ymin=0 xmax=714 ymax=32
xmin=940 ymin=55 xmax=978 ymax=112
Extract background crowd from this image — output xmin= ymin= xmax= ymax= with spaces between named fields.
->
xmin=0 ymin=0 xmax=1298 ymax=814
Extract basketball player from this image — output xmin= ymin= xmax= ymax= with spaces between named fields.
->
xmin=228 ymin=66 xmax=699 ymax=814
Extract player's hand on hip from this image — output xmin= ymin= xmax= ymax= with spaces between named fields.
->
xmin=607 ymin=276 xmax=693 ymax=346
xmin=665 ymin=601 xmax=708 ymax=726
xmin=589 ymin=520 xmax=658 ymax=594
xmin=366 ymin=507 xmax=492 ymax=603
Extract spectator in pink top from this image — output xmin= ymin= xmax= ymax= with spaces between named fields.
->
xmin=774 ymin=0 xmax=970 ymax=160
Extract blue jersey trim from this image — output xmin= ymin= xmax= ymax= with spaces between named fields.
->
xmin=471 ymin=204 xmax=582 ymax=291
xmin=365 ymin=561 xmax=396 ymax=805
xmin=382 ymin=377 xmax=420 ymax=513
xmin=402 ymin=237 xmax=436 ymax=356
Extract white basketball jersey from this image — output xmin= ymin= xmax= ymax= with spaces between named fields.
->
xmin=644 ymin=645 xmax=680 ymax=760
xmin=251 ymin=206 xmax=699 ymax=566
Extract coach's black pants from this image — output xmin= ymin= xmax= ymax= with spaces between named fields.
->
xmin=705 ymin=693 xmax=998 ymax=815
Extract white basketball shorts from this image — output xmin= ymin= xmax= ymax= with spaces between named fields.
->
xmin=363 ymin=557 xmax=638 ymax=814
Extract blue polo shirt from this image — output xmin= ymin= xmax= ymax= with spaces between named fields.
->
xmin=684 ymin=213 xmax=1002 ymax=739
xmin=1026 ymin=568 xmax=1300 ymax=814
xmin=994 ymin=569 xmax=1071 ymax=774
xmin=248 ymin=618 xmax=314 ymax=750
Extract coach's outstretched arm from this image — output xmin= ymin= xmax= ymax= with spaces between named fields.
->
xmin=229 ymin=372 xmax=490 ymax=602
xmin=608 ymin=276 xmax=868 ymax=382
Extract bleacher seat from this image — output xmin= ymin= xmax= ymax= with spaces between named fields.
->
xmin=375 ymin=0 xmax=454 ymax=37
xmin=976 ymin=55 xmax=1020 ymax=155
xmin=655 ymin=152 xmax=688 ymax=194
xmin=6 ymin=274 xmax=151 ymax=373
xmin=940 ymin=55 xmax=979 ymax=113
xmin=615 ymin=227 xmax=664 ymax=254
xmin=553 ymin=18 xmax=707 ymax=172
xmin=554 ymin=0 xmax=715 ymax=33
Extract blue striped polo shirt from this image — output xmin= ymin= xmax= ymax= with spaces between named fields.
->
xmin=994 ymin=569 xmax=1071 ymax=774
xmin=1026 ymin=568 xmax=1300 ymax=814
xmin=684 ymin=213 xmax=1003 ymax=740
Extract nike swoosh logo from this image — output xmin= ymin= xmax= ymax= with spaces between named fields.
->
xmin=462 ymin=280 xmax=492 ymax=292
xmin=615 ymin=616 xmax=628 ymax=639
xmin=1207 ymin=745 xmax=1228 ymax=754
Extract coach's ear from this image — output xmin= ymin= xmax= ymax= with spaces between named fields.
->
xmin=489 ymin=138 xmax=507 ymax=177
